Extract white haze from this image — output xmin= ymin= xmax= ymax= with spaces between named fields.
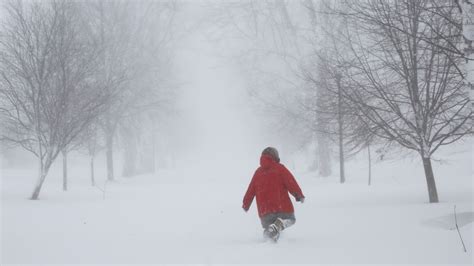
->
xmin=173 ymin=24 xmax=266 ymax=171
xmin=1 ymin=1 xmax=472 ymax=265
xmin=146 ymin=2 xmax=287 ymax=179
xmin=1 ymin=1 xmax=275 ymax=177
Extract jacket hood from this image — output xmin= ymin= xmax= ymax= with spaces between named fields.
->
xmin=260 ymin=154 xmax=276 ymax=169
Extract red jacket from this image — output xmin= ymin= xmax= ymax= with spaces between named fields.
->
xmin=243 ymin=154 xmax=305 ymax=217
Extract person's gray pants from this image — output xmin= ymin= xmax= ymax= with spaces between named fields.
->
xmin=260 ymin=212 xmax=296 ymax=230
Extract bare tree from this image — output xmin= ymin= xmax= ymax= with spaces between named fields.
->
xmin=0 ymin=0 xmax=110 ymax=199
xmin=81 ymin=0 xmax=178 ymax=180
xmin=300 ymin=0 xmax=379 ymax=182
xmin=303 ymin=51 xmax=379 ymax=184
xmin=68 ymin=120 xmax=103 ymax=187
xmin=333 ymin=0 xmax=472 ymax=202
xmin=213 ymin=0 xmax=381 ymax=180
xmin=85 ymin=0 xmax=131 ymax=181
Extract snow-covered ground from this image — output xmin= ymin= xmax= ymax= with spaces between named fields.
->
xmin=1 ymin=141 xmax=472 ymax=265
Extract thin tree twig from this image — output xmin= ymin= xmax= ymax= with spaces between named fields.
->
xmin=454 ymin=205 xmax=467 ymax=252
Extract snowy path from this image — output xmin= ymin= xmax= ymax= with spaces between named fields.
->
xmin=2 ymin=161 xmax=473 ymax=265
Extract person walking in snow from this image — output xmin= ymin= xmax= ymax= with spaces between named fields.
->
xmin=242 ymin=147 xmax=305 ymax=242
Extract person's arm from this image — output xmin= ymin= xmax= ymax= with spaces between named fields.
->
xmin=242 ymin=171 xmax=257 ymax=211
xmin=281 ymin=165 xmax=305 ymax=202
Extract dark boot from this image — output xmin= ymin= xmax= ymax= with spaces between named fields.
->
xmin=265 ymin=224 xmax=280 ymax=242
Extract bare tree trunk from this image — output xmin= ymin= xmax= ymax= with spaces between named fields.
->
xmin=151 ymin=125 xmax=156 ymax=174
xmin=308 ymin=134 xmax=319 ymax=172
xmin=62 ymin=150 xmax=68 ymax=191
xmin=338 ymin=120 xmax=345 ymax=183
xmin=100 ymin=2 xmax=115 ymax=182
xmin=122 ymin=126 xmax=137 ymax=177
xmin=31 ymin=158 xmax=49 ymax=200
xmin=31 ymin=171 xmax=47 ymax=200
xmin=90 ymin=155 xmax=95 ymax=186
xmin=422 ymin=156 xmax=439 ymax=203
xmin=106 ymin=132 xmax=114 ymax=181
xmin=105 ymin=120 xmax=115 ymax=181
xmin=368 ymin=143 xmax=372 ymax=186
xmin=336 ymin=74 xmax=345 ymax=183
xmin=31 ymin=138 xmax=49 ymax=199
xmin=317 ymin=133 xmax=332 ymax=177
